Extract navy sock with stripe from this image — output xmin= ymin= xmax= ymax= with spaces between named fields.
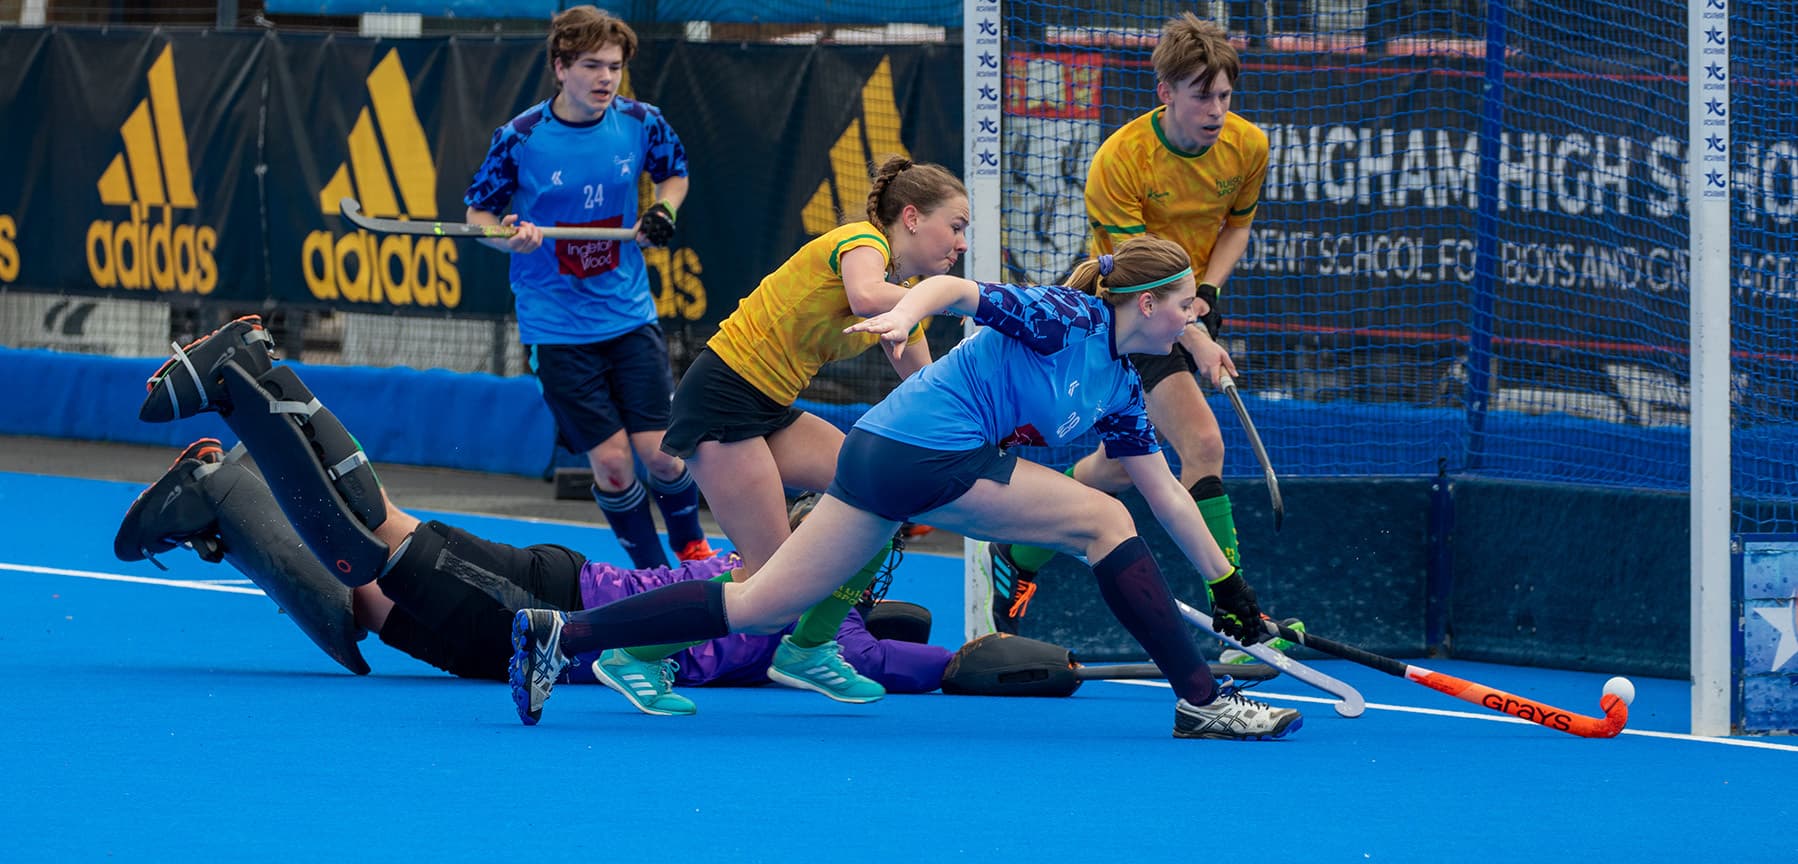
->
xmin=592 ymin=481 xmax=669 ymax=569
xmin=647 ymin=467 xmax=706 ymax=552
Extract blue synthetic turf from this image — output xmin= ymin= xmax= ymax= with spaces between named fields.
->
xmin=2 ymin=470 xmax=1795 ymax=862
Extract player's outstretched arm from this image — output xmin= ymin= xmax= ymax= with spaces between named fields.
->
xmin=844 ymin=275 xmax=978 ymax=358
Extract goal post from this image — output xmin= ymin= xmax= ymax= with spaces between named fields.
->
xmin=963 ymin=0 xmax=1798 ymax=734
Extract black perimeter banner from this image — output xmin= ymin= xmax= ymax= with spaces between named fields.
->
xmin=0 ymin=29 xmax=961 ymax=322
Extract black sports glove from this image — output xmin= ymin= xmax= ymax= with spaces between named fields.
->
xmin=1207 ymin=568 xmax=1265 ymax=646
xmin=1195 ymin=281 xmax=1222 ymax=339
xmin=639 ymin=200 xmax=677 ymax=247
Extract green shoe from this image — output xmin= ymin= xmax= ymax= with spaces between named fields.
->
xmin=767 ymin=635 xmax=886 ymax=703
xmin=591 ymin=649 xmax=697 ymax=716
xmin=1219 ymin=617 xmax=1305 ymax=665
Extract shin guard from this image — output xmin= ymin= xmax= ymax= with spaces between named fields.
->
xmin=115 ymin=447 xmax=371 ymax=675
xmin=199 ymin=461 xmax=372 ymax=675
xmin=215 ymin=362 xmax=388 ymax=586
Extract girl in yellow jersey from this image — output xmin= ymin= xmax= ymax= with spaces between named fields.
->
xmin=581 ymin=156 xmax=969 ymax=715
xmin=977 ymin=15 xmax=1292 ymax=652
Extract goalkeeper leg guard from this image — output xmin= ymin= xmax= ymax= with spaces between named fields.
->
xmin=115 ymin=441 xmax=371 ymax=675
xmin=139 ymin=319 xmax=390 ymax=586
xmin=213 ymin=361 xmax=390 ymax=586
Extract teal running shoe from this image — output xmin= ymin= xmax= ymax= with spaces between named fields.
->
xmin=592 ymin=649 xmax=697 ymax=716
xmin=766 ymin=635 xmax=886 ymax=703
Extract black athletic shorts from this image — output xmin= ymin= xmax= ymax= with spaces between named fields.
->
xmin=376 ymin=520 xmax=587 ymax=680
xmin=387 ymin=520 xmax=587 ymax=616
xmin=1127 ymin=342 xmax=1198 ymax=394
xmin=531 ymin=323 xmax=676 ymax=453
xmin=660 ymin=347 xmax=805 ymax=459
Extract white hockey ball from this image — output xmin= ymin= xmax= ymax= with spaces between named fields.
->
xmin=1602 ymin=676 xmax=1636 ymax=707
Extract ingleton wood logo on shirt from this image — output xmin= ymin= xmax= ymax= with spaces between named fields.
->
xmin=305 ymin=50 xmax=460 ymax=308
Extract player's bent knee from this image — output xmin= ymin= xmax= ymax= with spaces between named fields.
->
xmin=641 ymin=449 xmax=684 ymax=479
xmin=1174 ymin=426 xmax=1227 ymax=463
xmin=1084 ymin=494 xmax=1137 ymax=552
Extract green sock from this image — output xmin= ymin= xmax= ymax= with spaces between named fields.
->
xmin=1005 ymin=542 xmax=1056 ymax=572
xmin=1002 ymin=466 xmax=1078 ymax=573
xmin=790 ymin=541 xmax=891 ymax=648
xmin=624 ymin=571 xmax=735 ymax=662
xmin=1195 ymin=493 xmax=1240 ymax=568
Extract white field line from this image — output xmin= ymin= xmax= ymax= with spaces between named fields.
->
xmin=3 ymin=561 xmax=265 ymax=595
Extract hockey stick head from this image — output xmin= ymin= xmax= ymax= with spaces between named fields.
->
xmin=1594 ymin=693 xmax=1630 ymax=738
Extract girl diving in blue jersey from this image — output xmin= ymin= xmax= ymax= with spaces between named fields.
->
xmin=507 ymin=235 xmax=1302 ymax=740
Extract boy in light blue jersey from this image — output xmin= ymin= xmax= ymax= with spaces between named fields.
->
xmin=464 ymin=5 xmax=710 ymax=572
xmin=506 ymin=236 xmax=1303 ymax=741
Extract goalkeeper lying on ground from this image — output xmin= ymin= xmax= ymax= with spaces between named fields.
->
xmin=113 ymin=315 xmax=1260 ymax=711
xmin=113 ymin=316 xmax=947 ymax=713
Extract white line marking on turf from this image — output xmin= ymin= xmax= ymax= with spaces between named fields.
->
xmin=1 ymin=562 xmax=265 ymax=595
xmin=1108 ymin=678 xmax=1798 ymax=752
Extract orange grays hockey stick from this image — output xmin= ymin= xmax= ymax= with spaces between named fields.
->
xmin=1263 ymin=619 xmax=1630 ymax=738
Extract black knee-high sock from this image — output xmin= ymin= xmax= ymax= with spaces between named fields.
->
xmin=559 ymin=578 xmax=730 ymax=656
xmin=1090 ymin=537 xmax=1215 ymax=706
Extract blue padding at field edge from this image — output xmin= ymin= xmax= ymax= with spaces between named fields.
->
xmin=0 ymin=347 xmax=557 ymax=477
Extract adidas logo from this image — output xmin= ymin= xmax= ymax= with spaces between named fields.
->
xmin=303 ymin=49 xmax=460 ymax=308
xmin=801 ymin=56 xmax=911 ymax=235
xmin=85 ymin=45 xmax=219 ymax=293
xmin=609 ymin=67 xmax=705 ymax=322
xmin=0 ymin=213 xmax=17 ymax=283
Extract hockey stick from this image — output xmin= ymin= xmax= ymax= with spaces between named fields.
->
xmin=1178 ymin=600 xmax=1366 ymax=717
xmin=1218 ymin=372 xmax=1283 ymax=530
xmin=1078 ymin=661 xmax=1278 ymax=683
xmin=1261 ymin=619 xmax=1630 ymax=738
xmin=339 ymin=198 xmax=640 ymax=241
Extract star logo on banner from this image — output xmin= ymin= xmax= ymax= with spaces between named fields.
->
xmin=1753 ymin=592 xmax=1798 ymax=672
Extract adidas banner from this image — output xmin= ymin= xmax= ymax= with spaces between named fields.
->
xmin=4 ymin=33 xmax=266 ymax=302
xmin=0 ymin=29 xmax=960 ymax=322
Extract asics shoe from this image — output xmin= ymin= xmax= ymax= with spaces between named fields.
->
xmin=1219 ymin=617 xmax=1305 ymax=665
xmin=766 ymin=635 xmax=885 ymax=703
xmin=1173 ymin=683 xmax=1303 ymax=740
xmin=508 ymin=608 xmax=569 ymax=726
xmin=592 ymin=649 xmax=697 ymax=716
xmin=971 ymin=540 xmax=1037 ymax=636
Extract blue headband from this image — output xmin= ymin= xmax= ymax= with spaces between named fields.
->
xmin=1107 ymin=266 xmax=1193 ymax=294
